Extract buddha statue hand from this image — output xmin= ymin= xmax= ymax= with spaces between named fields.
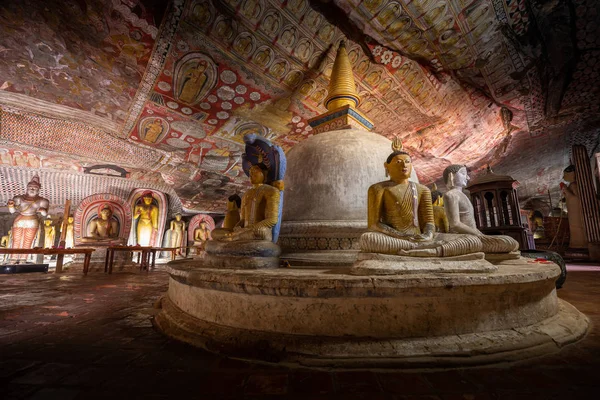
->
xmin=409 ymin=223 xmax=435 ymax=242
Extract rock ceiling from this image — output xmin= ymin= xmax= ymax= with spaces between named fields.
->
xmin=0 ymin=0 xmax=599 ymax=213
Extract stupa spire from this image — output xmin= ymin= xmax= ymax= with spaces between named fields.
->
xmin=307 ymin=40 xmax=373 ymax=134
xmin=324 ymin=41 xmax=361 ymax=111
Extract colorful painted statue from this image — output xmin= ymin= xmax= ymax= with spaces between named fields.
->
xmin=561 ymin=165 xmax=588 ymax=248
xmin=43 ymin=219 xmax=56 ymax=249
xmin=359 ymin=140 xmax=482 ymax=257
xmin=442 ymin=165 xmax=519 ymax=253
xmin=216 ymin=134 xmax=286 ymax=243
xmin=7 ymin=175 xmax=50 ymax=260
xmin=133 ymin=191 xmax=159 ymax=246
xmin=82 ymin=204 xmax=119 ymax=242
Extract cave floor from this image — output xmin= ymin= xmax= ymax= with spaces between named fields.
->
xmin=0 ymin=263 xmax=599 ymax=400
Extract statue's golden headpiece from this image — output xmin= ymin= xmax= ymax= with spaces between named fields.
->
xmin=392 ymin=138 xmax=403 ymax=152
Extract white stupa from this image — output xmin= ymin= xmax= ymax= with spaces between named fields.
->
xmin=279 ymin=42 xmax=417 ymax=266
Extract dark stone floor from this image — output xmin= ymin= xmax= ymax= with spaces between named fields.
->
xmin=1 ymin=264 xmax=599 ymax=400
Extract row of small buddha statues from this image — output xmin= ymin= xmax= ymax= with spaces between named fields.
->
xmin=1 ymin=179 xmax=214 ymax=261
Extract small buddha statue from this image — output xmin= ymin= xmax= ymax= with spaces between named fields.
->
xmin=133 ymin=191 xmax=159 ymax=246
xmin=442 ymin=165 xmax=519 ymax=253
xmin=430 ymin=183 xmax=449 ymax=233
xmin=560 ymin=165 xmax=588 ymax=248
xmin=1 ymin=230 xmax=11 ymax=248
xmin=43 ymin=219 xmax=56 ymax=249
xmin=211 ymin=194 xmax=241 ymax=240
xmin=81 ymin=204 xmax=120 ymax=243
xmin=193 ymin=221 xmax=212 ymax=250
xmin=7 ymin=175 xmax=50 ymax=260
xmin=61 ymin=216 xmax=75 ymax=248
xmin=168 ymin=213 xmax=186 ymax=254
xmin=359 ymin=140 xmax=482 ymax=257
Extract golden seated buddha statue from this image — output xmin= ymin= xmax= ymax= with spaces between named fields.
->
xmin=359 ymin=140 xmax=482 ymax=258
xmin=81 ymin=204 xmax=123 ymax=244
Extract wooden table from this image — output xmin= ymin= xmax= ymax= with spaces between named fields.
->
xmin=0 ymin=248 xmax=95 ymax=274
xmin=105 ymin=246 xmax=157 ymax=274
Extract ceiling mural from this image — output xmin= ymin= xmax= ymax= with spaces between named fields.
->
xmin=0 ymin=0 xmax=598 ymax=214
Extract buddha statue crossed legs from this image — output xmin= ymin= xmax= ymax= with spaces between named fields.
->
xmin=359 ymin=140 xmax=482 ymax=258
xmin=442 ymin=165 xmax=519 ymax=255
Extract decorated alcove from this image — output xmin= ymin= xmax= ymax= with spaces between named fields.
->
xmin=73 ymin=193 xmax=132 ymax=245
xmin=187 ymin=213 xmax=215 ymax=244
xmin=127 ymin=189 xmax=169 ymax=247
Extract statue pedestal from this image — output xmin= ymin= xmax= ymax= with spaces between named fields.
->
xmin=351 ymin=252 xmax=497 ymax=275
xmin=204 ymin=240 xmax=281 ymax=269
xmin=156 ymin=257 xmax=588 ymax=368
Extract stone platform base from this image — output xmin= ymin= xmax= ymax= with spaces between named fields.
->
xmin=155 ymin=257 xmax=588 ymax=368
xmin=204 ymin=240 xmax=281 ymax=269
xmin=351 ymin=252 xmax=496 ymax=275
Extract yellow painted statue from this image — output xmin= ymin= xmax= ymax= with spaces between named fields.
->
xmin=61 ymin=216 xmax=75 ymax=248
xmin=218 ymin=163 xmax=280 ymax=242
xmin=360 ymin=140 xmax=482 ymax=257
xmin=43 ymin=219 xmax=56 ymax=249
xmin=430 ymin=183 xmax=449 ymax=233
xmin=211 ymin=194 xmax=241 ymax=240
xmin=133 ymin=191 xmax=159 ymax=246
xmin=1 ymin=230 xmax=11 ymax=248
xmin=168 ymin=213 xmax=186 ymax=254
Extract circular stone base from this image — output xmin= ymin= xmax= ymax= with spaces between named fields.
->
xmin=154 ymin=258 xmax=589 ymax=368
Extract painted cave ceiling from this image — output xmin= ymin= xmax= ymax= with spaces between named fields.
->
xmin=0 ymin=0 xmax=599 ymax=213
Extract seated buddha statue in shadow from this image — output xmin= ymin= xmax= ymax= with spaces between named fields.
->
xmin=204 ymin=134 xmax=285 ymax=269
xmin=359 ymin=140 xmax=483 ymax=258
xmin=442 ymin=165 xmax=519 ymax=257
xmin=81 ymin=204 xmax=124 ymax=245
xmin=211 ymin=194 xmax=241 ymax=240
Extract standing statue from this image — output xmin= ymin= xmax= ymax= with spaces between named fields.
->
xmin=61 ymin=216 xmax=75 ymax=248
xmin=81 ymin=204 xmax=120 ymax=242
xmin=133 ymin=191 xmax=159 ymax=246
xmin=560 ymin=165 xmax=588 ymax=248
xmin=7 ymin=175 xmax=50 ymax=260
xmin=359 ymin=140 xmax=482 ymax=257
xmin=168 ymin=213 xmax=186 ymax=254
xmin=442 ymin=165 xmax=519 ymax=253
xmin=43 ymin=219 xmax=56 ymax=249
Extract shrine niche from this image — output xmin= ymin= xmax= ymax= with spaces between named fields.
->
xmin=74 ymin=194 xmax=132 ymax=246
xmin=172 ymin=53 xmax=218 ymax=106
xmin=127 ymin=189 xmax=168 ymax=248
xmin=188 ymin=213 xmax=215 ymax=248
xmin=139 ymin=117 xmax=169 ymax=144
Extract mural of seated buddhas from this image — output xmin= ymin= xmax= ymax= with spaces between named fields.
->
xmin=173 ymin=53 xmax=217 ymax=105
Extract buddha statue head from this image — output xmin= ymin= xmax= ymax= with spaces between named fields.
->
xmin=44 ymin=219 xmax=52 ymax=227
xmin=563 ymin=165 xmax=576 ymax=183
xmin=249 ymin=163 xmax=269 ymax=185
xmin=175 ymin=213 xmax=182 ymax=222
xmin=68 ymin=216 xmax=74 ymax=224
xmin=26 ymin=175 xmax=41 ymax=198
xmin=384 ymin=139 xmax=411 ymax=183
xmin=431 ymin=183 xmax=444 ymax=207
xmin=141 ymin=191 xmax=154 ymax=205
xmin=99 ymin=204 xmax=113 ymax=220
xmin=443 ymin=164 xmax=469 ymax=189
